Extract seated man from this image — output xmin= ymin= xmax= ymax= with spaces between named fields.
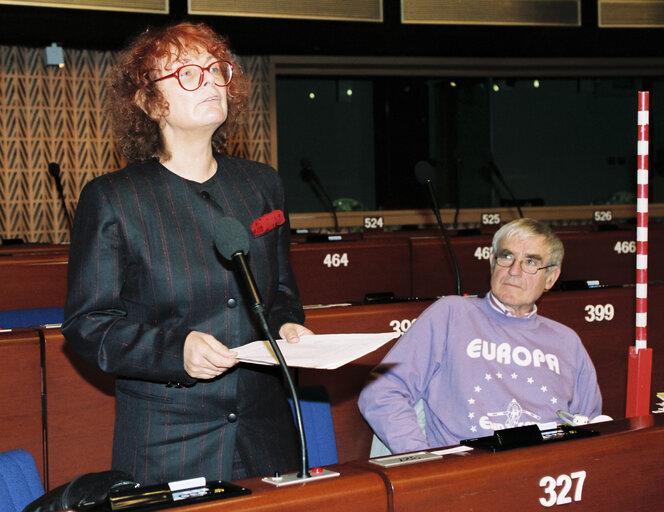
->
xmin=358 ymin=218 xmax=602 ymax=454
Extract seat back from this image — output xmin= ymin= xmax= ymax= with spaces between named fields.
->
xmin=288 ymin=386 xmax=339 ymax=468
xmin=0 ymin=450 xmax=45 ymax=512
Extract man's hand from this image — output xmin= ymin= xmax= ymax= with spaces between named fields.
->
xmin=183 ymin=331 xmax=238 ymax=379
xmin=279 ymin=322 xmax=314 ymax=344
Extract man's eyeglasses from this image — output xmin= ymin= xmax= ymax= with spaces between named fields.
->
xmin=154 ymin=60 xmax=233 ymax=91
xmin=494 ymin=253 xmax=556 ymax=275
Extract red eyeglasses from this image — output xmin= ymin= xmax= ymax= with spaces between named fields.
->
xmin=154 ymin=60 xmax=233 ymax=91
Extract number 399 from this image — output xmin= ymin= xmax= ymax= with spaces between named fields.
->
xmin=584 ymin=304 xmax=614 ymax=322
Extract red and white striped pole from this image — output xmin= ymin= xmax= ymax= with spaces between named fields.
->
xmin=626 ymin=91 xmax=653 ymax=417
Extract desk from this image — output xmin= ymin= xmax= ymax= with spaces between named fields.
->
xmin=217 ymin=464 xmax=387 ymax=512
xmin=0 ymin=252 xmax=68 ymax=309
xmin=539 ymin=284 xmax=664 ymax=418
xmin=351 ymin=415 xmax=664 ymax=512
xmin=171 ymin=415 xmax=663 ymax=512
xmin=290 ymin=238 xmax=412 ymax=305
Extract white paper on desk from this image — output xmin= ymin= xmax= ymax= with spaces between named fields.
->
xmin=235 ymin=333 xmax=398 ymax=370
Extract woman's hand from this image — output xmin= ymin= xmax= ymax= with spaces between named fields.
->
xmin=183 ymin=331 xmax=238 ymax=379
xmin=279 ymin=322 xmax=314 ymax=344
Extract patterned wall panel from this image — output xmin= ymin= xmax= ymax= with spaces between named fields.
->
xmin=0 ymin=47 xmax=271 ymax=243
xmin=229 ymin=56 xmax=274 ymax=164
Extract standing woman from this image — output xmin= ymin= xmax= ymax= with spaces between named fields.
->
xmin=62 ymin=22 xmax=312 ymax=485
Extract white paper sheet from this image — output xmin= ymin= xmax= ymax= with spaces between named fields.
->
xmin=234 ymin=332 xmax=398 ymax=370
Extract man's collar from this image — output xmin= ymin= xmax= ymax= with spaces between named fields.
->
xmin=488 ymin=291 xmax=537 ymax=318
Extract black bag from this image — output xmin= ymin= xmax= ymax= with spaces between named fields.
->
xmin=23 ymin=470 xmax=137 ymax=512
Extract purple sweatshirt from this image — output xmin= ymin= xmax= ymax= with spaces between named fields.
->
xmin=358 ymin=294 xmax=602 ymax=454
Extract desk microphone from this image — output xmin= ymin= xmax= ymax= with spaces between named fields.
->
xmin=213 ymin=216 xmax=310 ymax=480
xmin=487 ymin=158 xmax=524 ymax=218
xmin=415 ymin=161 xmax=461 ymax=295
xmin=300 ymin=158 xmax=339 ymax=233
xmin=47 ymin=162 xmax=73 ymax=232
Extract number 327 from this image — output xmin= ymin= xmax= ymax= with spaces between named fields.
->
xmin=539 ymin=471 xmax=586 ymax=507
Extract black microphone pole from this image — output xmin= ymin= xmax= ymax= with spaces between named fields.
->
xmin=488 ymin=159 xmax=524 ymax=218
xmin=214 ymin=217 xmax=310 ymax=480
xmin=487 ymin=82 xmax=523 ymax=218
xmin=415 ymin=161 xmax=462 ymax=296
xmin=300 ymin=158 xmax=339 ymax=232
xmin=47 ymin=162 xmax=73 ymax=232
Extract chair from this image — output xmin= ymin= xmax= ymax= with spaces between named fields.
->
xmin=288 ymin=386 xmax=338 ymax=468
xmin=0 ymin=450 xmax=45 ymax=512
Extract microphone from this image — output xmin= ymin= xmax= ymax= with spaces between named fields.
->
xmin=213 ymin=217 xmax=311 ymax=480
xmin=487 ymin=158 xmax=524 ymax=218
xmin=47 ymin=162 xmax=73 ymax=232
xmin=300 ymin=158 xmax=339 ymax=233
xmin=486 ymin=84 xmax=523 ymax=218
xmin=415 ymin=161 xmax=462 ymax=296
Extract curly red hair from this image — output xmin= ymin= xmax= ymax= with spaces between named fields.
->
xmin=107 ymin=22 xmax=250 ymax=162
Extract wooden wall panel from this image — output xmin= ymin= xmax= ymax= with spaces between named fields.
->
xmin=0 ymin=330 xmax=45 ymax=484
xmin=0 ymin=46 xmax=270 ymax=244
xmin=42 ymin=327 xmax=116 ymax=488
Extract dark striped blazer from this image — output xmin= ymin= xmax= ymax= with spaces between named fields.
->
xmin=62 ymin=154 xmax=303 ymax=485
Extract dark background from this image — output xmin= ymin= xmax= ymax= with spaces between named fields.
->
xmin=1 ymin=0 xmax=663 ymax=58
xmin=3 ymin=0 xmax=663 ymax=214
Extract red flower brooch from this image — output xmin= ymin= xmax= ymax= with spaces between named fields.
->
xmin=251 ymin=210 xmax=285 ymax=236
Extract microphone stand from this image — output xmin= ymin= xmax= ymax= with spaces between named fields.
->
xmin=47 ymin=162 xmax=73 ymax=232
xmin=230 ymin=253 xmax=309 ymax=480
xmin=487 ymin=82 xmax=523 ymax=218
xmin=424 ymin=179 xmax=462 ymax=296
xmin=488 ymin=159 xmax=524 ymax=218
xmin=300 ymin=159 xmax=340 ymax=233
xmin=220 ymin=235 xmax=339 ymax=486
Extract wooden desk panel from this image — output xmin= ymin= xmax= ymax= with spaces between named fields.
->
xmin=177 ymin=464 xmax=388 ymax=512
xmin=539 ymin=284 xmax=664 ymax=419
xmin=0 ymin=329 xmax=45 ymax=483
xmin=289 ymin=238 xmax=412 ymax=305
xmin=538 ymin=287 xmax=635 ymax=420
xmin=42 ymin=327 xmax=116 ymax=489
xmin=354 ymin=415 xmax=664 ymax=512
xmin=0 ymin=253 xmax=68 ymax=310
xmin=302 ymin=301 xmax=433 ymax=463
xmin=402 ymin=226 xmax=664 ymax=299
xmin=0 ymin=243 xmax=70 ymax=257
xmin=145 ymin=416 xmax=662 ymax=512
xmin=409 ymin=235 xmax=493 ymax=298
xmin=557 ymin=230 xmax=638 ymax=286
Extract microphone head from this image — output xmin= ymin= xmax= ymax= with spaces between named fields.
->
xmin=48 ymin=162 xmax=61 ymax=178
xmin=414 ymin=160 xmax=436 ymax=185
xmin=300 ymin=158 xmax=314 ymax=182
xmin=214 ymin=217 xmax=250 ymax=260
